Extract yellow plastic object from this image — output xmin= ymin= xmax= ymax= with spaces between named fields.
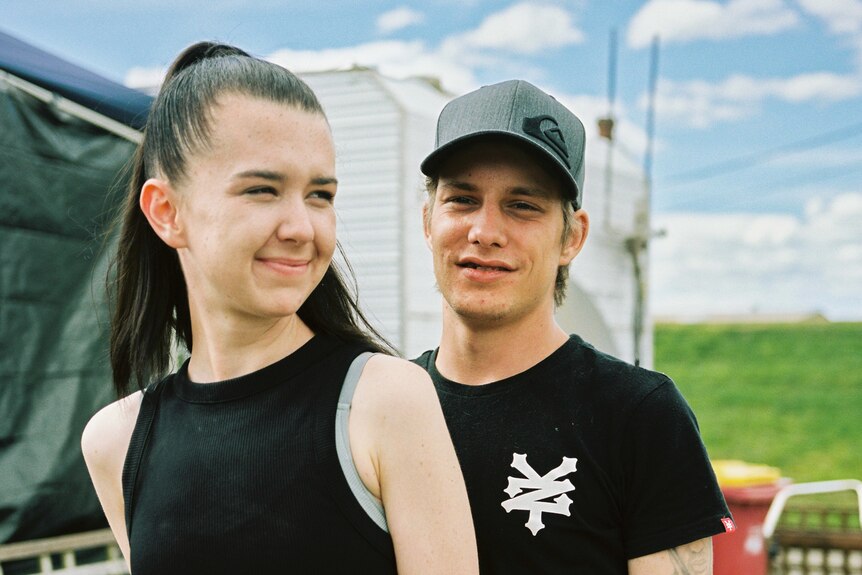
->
xmin=712 ymin=459 xmax=781 ymax=488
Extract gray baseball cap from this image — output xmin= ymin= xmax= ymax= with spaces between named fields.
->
xmin=421 ymin=79 xmax=586 ymax=209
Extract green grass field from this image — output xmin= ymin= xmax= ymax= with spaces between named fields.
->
xmin=654 ymin=321 xmax=862 ymax=484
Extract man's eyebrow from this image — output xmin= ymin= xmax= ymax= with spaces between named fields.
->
xmin=441 ymin=179 xmax=553 ymax=198
xmin=510 ymin=186 xmax=554 ymax=199
xmin=233 ymin=170 xmax=337 ymax=186
xmin=439 ymin=180 xmax=478 ymax=192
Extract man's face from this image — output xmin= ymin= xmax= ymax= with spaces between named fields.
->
xmin=423 ymin=138 xmax=582 ymax=328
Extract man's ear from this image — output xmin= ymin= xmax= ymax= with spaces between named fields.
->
xmin=422 ymin=202 xmax=433 ymax=251
xmin=139 ymin=178 xmax=187 ymax=249
xmin=560 ymin=209 xmax=590 ymax=266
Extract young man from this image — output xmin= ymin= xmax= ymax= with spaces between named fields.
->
xmin=415 ymin=80 xmax=734 ymax=574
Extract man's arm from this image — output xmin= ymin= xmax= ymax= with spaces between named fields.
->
xmin=628 ymin=537 xmax=713 ymax=575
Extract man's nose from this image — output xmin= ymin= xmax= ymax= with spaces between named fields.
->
xmin=466 ymin=205 xmax=507 ymax=248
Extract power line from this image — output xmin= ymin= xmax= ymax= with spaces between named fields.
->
xmin=660 ymin=161 xmax=862 ymax=211
xmin=662 ymin=120 xmax=862 ymax=187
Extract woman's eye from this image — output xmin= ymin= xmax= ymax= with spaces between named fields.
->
xmin=309 ymin=190 xmax=335 ymax=202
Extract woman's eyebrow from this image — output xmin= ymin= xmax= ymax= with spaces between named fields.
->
xmin=311 ymin=176 xmax=338 ymax=186
xmin=232 ymin=170 xmax=337 ymax=186
xmin=233 ymin=169 xmax=285 ymax=182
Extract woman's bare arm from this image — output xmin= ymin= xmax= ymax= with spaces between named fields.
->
xmin=80 ymin=392 xmax=142 ymax=570
xmin=349 ymin=355 xmax=479 ymax=575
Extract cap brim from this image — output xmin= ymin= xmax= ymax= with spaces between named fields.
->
xmin=420 ymin=130 xmax=580 ymax=206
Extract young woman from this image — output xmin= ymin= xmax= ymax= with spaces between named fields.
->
xmin=81 ymin=42 xmax=477 ymax=574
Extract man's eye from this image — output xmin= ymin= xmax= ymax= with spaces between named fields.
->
xmin=512 ymin=202 xmax=539 ymax=211
xmin=446 ymin=196 xmax=474 ymax=205
xmin=246 ymin=187 xmax=277 ymax=196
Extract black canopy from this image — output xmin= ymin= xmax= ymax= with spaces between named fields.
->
xmin=0 ymin=28 xmax=152 ymax=129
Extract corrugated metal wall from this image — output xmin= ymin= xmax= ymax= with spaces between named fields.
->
xmin=303 ymin=71 xmax=406 ymax=349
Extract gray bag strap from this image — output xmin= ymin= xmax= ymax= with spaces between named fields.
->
xmin=335 ymin=351 xmax=388 ymax=532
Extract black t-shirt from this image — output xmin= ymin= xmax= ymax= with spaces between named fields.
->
xmin=414 ymin=335 xmax=732 ymax=574
xmin=124 ymin=335 xmax=396 ymax=575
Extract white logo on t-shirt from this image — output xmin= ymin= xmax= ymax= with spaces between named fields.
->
xmin=501 ymin=453 xmax=578 ymax=535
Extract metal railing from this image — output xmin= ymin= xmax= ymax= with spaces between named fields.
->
xmin=0 ymin=530 xmax=126 ymax=575
xmin=765 ymin=480 xmax=862 ymax=575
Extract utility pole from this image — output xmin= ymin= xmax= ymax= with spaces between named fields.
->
xmin=628 ymin=34 xmax=661 ymax=367
xmin=599 ymin=29 xmax=617 ymax=230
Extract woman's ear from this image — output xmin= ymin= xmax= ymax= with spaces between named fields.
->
xmin=139 ymin=178 xmax=187 ymax=249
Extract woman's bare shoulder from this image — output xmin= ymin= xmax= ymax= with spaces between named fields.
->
xmin=361 ymin=354 xmax=431 ymax=388
xmin=359 ymin=354 xmax=436 ymax=410
xmin=81 ymin=391 xmax=143 ymax=470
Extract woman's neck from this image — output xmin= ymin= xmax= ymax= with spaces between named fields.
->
xmin=185 ymin=311 xmax=314 ymax=383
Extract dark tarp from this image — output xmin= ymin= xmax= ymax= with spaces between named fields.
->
xmin=1 ymin=30 xmax=151 ymax=543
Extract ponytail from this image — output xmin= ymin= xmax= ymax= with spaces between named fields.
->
xmin=108 ymin=146 xmax=185 ymax=396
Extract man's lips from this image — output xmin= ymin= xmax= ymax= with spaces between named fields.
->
xmin=456 ymin=258 xmax=513 ymax=272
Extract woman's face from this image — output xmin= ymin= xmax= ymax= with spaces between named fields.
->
xmin=171 ymin=93 xmax=337 ymax=325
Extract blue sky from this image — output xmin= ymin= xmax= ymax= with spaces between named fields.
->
xmin=4 ymin=0 xmax=861 ymax=319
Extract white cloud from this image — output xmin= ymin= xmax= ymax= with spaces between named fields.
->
xmin=797 ymin=0 xmax=862 ymax=69
xmin=125 ymin=40 xmax=481 ymax=94
xmin=797 ymin=0 xmax=862 ymax=35
xmin=627 ymin=0 xmax=800 ymax=48
xmin=376 ymin=6 xmax=425 ymax=34
xmin=649 ymin=78 xmax=753 ymax=128
xmin=716 ymin=73 xmax=862 ymax=102
xmin=266 ymin=41 xmax=479 ymax=93
xmin=650 ymin=192 xmax=862 ymax=320
xmin=445 ymin=2 xmax=584 ymax=55
xmin=650 ymin=72 xmax=862 ymax=128
xmin=124 ymin=66 xmax=167 ymax=91
xmin=124 ymin=4 xmax=585 ymax=95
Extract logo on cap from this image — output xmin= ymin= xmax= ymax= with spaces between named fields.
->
xmin=522 ymin=115 xmax=570 ymax=168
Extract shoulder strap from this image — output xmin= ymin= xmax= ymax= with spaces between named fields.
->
xmin=334 ymin=352 xmax=388 ymax=532
xmin=122 ymin=377 xmax=166 ymax=538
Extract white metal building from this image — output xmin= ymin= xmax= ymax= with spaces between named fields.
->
xmin=302 ymin=69 xmax=653 ymax=367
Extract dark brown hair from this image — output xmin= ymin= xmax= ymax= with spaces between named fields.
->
xmin=110 ymin=41 xmax=392 ymax=396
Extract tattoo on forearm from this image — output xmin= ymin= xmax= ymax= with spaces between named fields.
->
xmin=668 ymin=539 xmax=712 ymax=575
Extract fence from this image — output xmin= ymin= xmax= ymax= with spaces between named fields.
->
xmin=766 ymin=480 xmax=862 ymax=575
xmin=0 ymin=530 xmax=125 ymax=575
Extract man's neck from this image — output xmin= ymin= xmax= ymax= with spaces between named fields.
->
xmin=435 ymin=307 xmax=569 ymax=385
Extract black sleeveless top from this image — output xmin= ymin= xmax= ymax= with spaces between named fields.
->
xmin=122 ymin=335 xmax=396 ymax=574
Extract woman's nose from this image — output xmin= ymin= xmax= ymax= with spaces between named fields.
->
xmin=276 ymin=198 xmax=315 ymax=243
